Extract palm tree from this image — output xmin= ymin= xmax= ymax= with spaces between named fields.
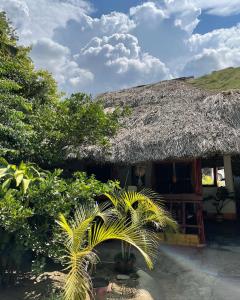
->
xmin=105 ymin=188 xmax=177 ymax=230
xmin=105 ymin=189 xmax=177 ymax=263
xmin=57 ymin=203 xmax=158 ymax=300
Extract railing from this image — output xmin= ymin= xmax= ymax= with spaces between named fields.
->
xmin=165 ymin=198 xmax=205 ymax=244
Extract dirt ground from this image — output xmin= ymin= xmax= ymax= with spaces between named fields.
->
xmin=1 ymin=242 xmax=240 ymax=300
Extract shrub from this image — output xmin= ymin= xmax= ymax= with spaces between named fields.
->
xmin=0 ymin=160 xmax=119 ymax=285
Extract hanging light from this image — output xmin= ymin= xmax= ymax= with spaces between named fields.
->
xmin=135 ymin=164 xmax=146 ymax=187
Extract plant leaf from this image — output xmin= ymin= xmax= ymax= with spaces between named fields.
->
xmin=22 ymin=178 xmax=31 ymax=194
xmin=14 ymin=170 xmax=24 ymax=186
xmin=2 ymin=178 xmax=11 ymax=190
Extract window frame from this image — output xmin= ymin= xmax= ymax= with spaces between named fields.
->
xmin=202 ymin=166 xmax=224 ymax=187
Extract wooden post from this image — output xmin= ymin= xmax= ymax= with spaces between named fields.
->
xmin=224 ymin=155 xmax=234 ymax=192
xmin=145 ymin=162 xmax=152 ymax=188
xmin=223 ymin=155 xmax=236 ymax=218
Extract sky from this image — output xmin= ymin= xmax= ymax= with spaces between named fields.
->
xmin=1 ymin=0 xmax=240 ymax=95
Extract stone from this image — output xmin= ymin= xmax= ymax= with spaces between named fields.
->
xmin=116 ymin=274 xmax=130 ymax=280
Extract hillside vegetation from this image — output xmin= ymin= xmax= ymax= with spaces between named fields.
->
xmin=189 ymin=67 xmax=240 ymax=91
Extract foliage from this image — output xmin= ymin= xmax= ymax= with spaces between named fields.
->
xmin=0 ymin=159 xmax=119 ymax=285
xmin=105 ymin=189 xmax=177 ymax=261
xmin=30 ymin=92 xmax=123 ymax=166
xmin=0 ymin=13 xmax=126 ymax=291
xmin=57 ymin=204 xmax=158 ymax=300
xmin=0 ymin=190 xmax=33 ymax=231
xmin=106 ymin=189 xmax=176 ymax=229
xmin=0 ymin=12 xmax=59 ymax=161
xmin=0 ymin=158 xmax=43 ymax=194
xmin=31 ymin=256 xmax=46 ymax=277
xmin=204 ymin=186 xmax=235 ymax=215
xmin=0 ymin=227 xmax=29 ymax=287
xmin=0 ymin=12 xmax=123 ymax=166
xmin=189 ymin=67 xmax=240 ymax=91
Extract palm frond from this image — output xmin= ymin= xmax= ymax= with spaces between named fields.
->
xmin=56 ymin=214 xmax=73 ymax=250
xmin=104 ymin=192 xmax=119 ymax=207
xmin=88 ymin=219 xmax=158 ymax=269
xmin=63 ymin=252 xmax=92 ymax=300
xmin=57 ymin=204 xmax=159 ymax=300
xmin=105 ymin=189 xmax=177 ymax=231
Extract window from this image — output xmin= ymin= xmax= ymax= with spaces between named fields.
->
xmin=217 ymin=167 xmax=226 ymax=187
xmin=202 ymin=167 xmax=225 ymax=187
xmin=202 ymin=168 xmax=214 ymax=185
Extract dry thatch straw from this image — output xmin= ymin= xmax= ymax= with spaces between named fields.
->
xmin=68 ymin=78 xmax=240 ymax=164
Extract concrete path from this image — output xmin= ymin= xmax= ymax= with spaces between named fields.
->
xmin=99 ymin=242 xmax=240 ymax=300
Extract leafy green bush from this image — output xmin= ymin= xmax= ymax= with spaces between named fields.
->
xmin=0 ymin=160 xmax=119 ymax=285
xmin=0 ymin=12 xmax=123 ymax=288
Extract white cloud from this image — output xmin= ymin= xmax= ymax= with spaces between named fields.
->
xmin=183 ymin=24 xmax=240 ymax=76
xmin=192 ymin=0 xmax=240 ymax=16
xmin=162 ymin=0 xmax=240 ymax=16
xmin=159 ymin=0 xmax=201 ymax=33
xmin=189 ymin=25 xmax=240 ymax=52
xmin=129 ymin=1 xmax=201 ymax=74
xmin=54 ymin=12 xmax=135 ymax=54
xmin=0 ymin=1 xmax=174 ymax=94
xmin=130 ymin=2 xmax=166 ymax=25
xmin=1 ymin=0 xmax=240 ymax=94
xmin=183 ymin=49 xmax=226 ymax=77
xmin=74 ymin=33 xmax=171 ymax=94
xmin=31 ymin=38 xmax=94 ymax=93
xmin=0 ymin=0 xmax=91 ymax=44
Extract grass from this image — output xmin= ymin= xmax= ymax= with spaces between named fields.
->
xmin=189 ymin=67 xmax=240 ymax=91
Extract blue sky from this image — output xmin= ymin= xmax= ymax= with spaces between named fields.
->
xmin=1 ymin=0 xmax=240 ymax=95
xmin=91 ymin=1 xmax=240 ymax=34
xmin=195 ymin=11 xmax=240 ymax=34
xmin=90 ymin=0 xmax=143 ymax=16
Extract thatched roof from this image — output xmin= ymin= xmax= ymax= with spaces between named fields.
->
xmin=68 ymin=78 xmax=240 ymax=164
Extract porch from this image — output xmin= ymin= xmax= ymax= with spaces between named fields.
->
xmin=84 ymin=154 xmax=239 ymax=247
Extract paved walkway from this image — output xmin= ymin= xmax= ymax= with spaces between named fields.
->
xmin=152 ymin=245 xmax=240 ymax=300
xmin=99 ymin=241 xmax=240 ymax=300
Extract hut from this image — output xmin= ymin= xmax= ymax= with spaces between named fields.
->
xmin=68 ymin=77 xmax=240 ymax=246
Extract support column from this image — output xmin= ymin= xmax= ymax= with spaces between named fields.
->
xmin=224 ymin=155 xmax=234 ymax=192
xmin=223 ymin=155 xmax=236 ymax=217
xmin=145 ymin=162 xmax=152 ymax=188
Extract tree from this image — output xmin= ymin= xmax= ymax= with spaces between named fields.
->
xmin=0 ymin=12 xmax=59 ymax=162
xmin=57 ymin=204 xmax=158 ymax=300
xmin=29 ymin=92 xmax=122 ymax=166
xmin=106 ymin=189 xmax=177 ymax=231
xmin=0 ymin=12 xmax=123 ymax=167
xmin=105 ymin=189 xmax=177 ymax=271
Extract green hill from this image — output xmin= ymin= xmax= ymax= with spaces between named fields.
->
xmin=189 ymin=67 xmax=240 ymax=91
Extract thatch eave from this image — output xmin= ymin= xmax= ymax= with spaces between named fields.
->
xmin=68 ymin=78 xmax=240 ymax=164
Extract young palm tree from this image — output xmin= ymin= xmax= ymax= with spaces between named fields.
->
xmin=105 ymin=189 xmax=177 ymax=260
xmin=57 ymin=203 xmax=158 ymax=300
xmin=105 ymin=188 xmax=177 ymax=231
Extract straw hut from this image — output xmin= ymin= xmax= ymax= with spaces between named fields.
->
xmin=69 ymin=77 xmax=240 ymax=246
